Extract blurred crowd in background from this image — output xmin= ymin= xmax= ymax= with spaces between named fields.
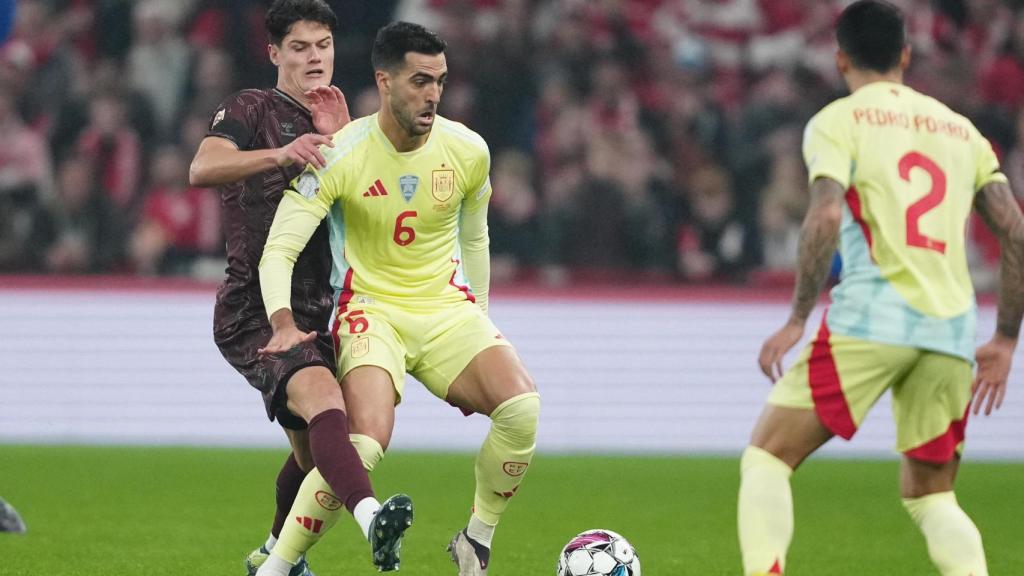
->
xmin=2 ymin=0 xmax=1024 ymax=288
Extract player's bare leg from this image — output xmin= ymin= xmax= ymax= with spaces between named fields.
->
xmin=258 ymin=366 xmax=391 ymax=575
xmin=340 ymin=366 xmax=398 ymax=456
xmin=340 ymin=366 xmax=414 ymax=571
xmin=739 ymin=405 xmax=833 ymax=576
xmin=445 ymin=346 xmax=540 ymax=576
xmin=284 ymin=429 xmax=315 ymax=472
xmin=901 ymin=455 xmax=987 ymax=576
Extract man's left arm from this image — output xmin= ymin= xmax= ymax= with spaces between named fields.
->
xmin=459 ymin=153 xmax=493 ymax=314
xmin=258 ymin=174 xmax=332 ymax=354
xmin=459 ymin=203 xmax=491 ymax=314
xmin=758 ymin=177 xmax=845 ymax=381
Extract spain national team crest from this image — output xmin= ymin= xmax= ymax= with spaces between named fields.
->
xmin=315 ymin=490 xmax=342 ymax=511
xmin=502 ymin=461 xmax=529 ymax=477
xmin=432 ymin=169 xmax=455 ymax=202
xmin=399 ymin=175 xmax=419 ymax=203
xmin=351 ymin=336 xmax=369 ymax=359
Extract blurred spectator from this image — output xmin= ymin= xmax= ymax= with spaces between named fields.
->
xmin=676 ymin=163 xmax=753 ymax=282
xmin=0 ymin=86 xmax=53 ymax=200
xmin=489 ymin=149 xmax=540 ymax=282
xmin=127 ymin=0 xmax=191 ymax=137
xmin=75 ymin=92 xmax=142 ymax=211
xmin=2 ymin=0 xmax=92 ymax=128
xmin=540 ymin=128 xmax=672 ymax=275
xmin=37 ymin=154 xmax=125 ymax=274
xmin=130 ymin=145 xmax=221 ymax=276
xmin=179 ymin=110 xmax=213 ymax=159
xmin=533 ymin=69 xmax=586 ymax=184
xmin=50 ymin=57 xmax=157 ymax=165
xmin=586 ymin=56 xmax=642 ymax=136
xmin=180 ymin=47 xmax=236 ymax=123
xmin=758 ymin=153 xmax=806 ymax=271
xmin=978 ymin=8 xmax=1024 ymax=114
xmin=0 ymin=85 xmax=53 ymax=271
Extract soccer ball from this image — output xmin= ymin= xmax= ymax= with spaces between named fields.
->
xmin=556 ymin=529 xmax=641 ymax=576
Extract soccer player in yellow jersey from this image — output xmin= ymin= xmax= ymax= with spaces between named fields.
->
xmin=737 ymin=2 xmax=1024 ymax=575
xmin=259 ymin=22 xmax=540 ymax=576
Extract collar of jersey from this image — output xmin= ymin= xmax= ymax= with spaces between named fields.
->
xmin=853 ymin=80 xmax=905 ymax=95
xmin=271 ymin=88 xmax=312 ymax=116
xmin=372 ymin=112 xmax=437 ymax=158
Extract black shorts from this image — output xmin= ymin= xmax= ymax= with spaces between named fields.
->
xmin=215 ymin=318 xmax=335 ymax=430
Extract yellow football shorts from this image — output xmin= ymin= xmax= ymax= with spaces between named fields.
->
xmin=769 ymin=319 xmax=973 ymax=463
xmin=332 ymin=296 xmax=511 ymax=402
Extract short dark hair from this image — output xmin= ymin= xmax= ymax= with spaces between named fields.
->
xmin=266 ymin=0 xmax=337 ymax=46
xmin=836 ymin=0 xmax=906 ymax=73
xmin=371 ymin=21 xmax=447 ymax=72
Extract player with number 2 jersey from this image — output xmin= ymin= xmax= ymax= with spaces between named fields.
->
xmin=738 ymin=3 xmax=1024 ymax=576
xmin=803 ymin=81 xmax=1005 ymax=362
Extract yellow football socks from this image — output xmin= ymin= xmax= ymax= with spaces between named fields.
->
xmin=738 ymin=446 xmax=792 ymax=576
xmin=903 ymin=491 xmax=987 ymax=576
xmin=272 ymin=468 xmax=344 ymax=564
xmin=473 ymin=392 xmax=541 ymax=527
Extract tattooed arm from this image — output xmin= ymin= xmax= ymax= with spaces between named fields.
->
xmin=976 ymin=181 xmax=1024 ymax=340
xmin=788 ymin=178 xmax=846 ymax=325
xmin=971 ymin=180 xmax=1024 ymax=414
xmin=758 ymin=177 xmax=845 ymax=381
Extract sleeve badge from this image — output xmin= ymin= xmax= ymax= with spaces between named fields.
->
xmin=295 ymin=172 xmax=320 ymax=200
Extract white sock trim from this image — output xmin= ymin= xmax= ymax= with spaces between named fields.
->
xmin=255 ymin=553 xmax=294 ymax=576
xmin=353 ymin=496 xmax=381 ymax=541
xmin=264 ymin=533 xmax=278 ymax=551
xmin=467 ymin=513 xmax=496 ymax=548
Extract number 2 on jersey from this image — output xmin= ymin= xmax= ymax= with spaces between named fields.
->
xmin=898 ymin=151 xmax=947 ymax=254
xmin=393 ymin=210 xmax=417 ymax=246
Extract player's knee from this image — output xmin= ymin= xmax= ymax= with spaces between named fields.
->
xmin=740 ymin=445 xmax=792 ymax=477
xmin=350 ymin=433 xmax=385 ymax=472
xmin=491 ymin=392 xmax=540 ymax=443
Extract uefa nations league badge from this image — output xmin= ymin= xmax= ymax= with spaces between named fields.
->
xmin=399 ymin=175 xmax=419 ymax=203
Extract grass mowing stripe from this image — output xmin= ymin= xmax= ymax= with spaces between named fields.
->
xmin=0 ymin=446 xmax=1020 ymax=575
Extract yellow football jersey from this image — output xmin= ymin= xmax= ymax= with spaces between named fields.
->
xmin=804 ymin=81 xmax=1007 ymax=360
xmin=260 ymin=113 xmax=492 ymax=316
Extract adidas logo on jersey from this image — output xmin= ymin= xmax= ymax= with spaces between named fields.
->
xmin=363 ymin=179 xmax=389 ymax=197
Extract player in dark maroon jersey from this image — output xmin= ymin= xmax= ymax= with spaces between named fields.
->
xmin=189 ymin=2 xmax=412 ymax=575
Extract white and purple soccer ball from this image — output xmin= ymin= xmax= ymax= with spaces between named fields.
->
xmin=556 ymin=529 xmax=641 ymax=576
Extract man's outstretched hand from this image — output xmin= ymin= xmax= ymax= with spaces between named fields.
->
xmin=308 ymin=85 xmax=350 ymax=136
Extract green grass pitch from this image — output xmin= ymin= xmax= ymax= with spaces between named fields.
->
xmin=0 ymin=445 xmax=1021 ymax=575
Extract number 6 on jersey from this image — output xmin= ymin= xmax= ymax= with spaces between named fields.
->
xmin=394 ymin=210 xmax=417 ymax=246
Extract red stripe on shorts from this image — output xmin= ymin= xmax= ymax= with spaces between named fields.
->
xmin=331 ymin=267 xmax=355 ymax=353
xmin=904 ymin=404 xmax=970 ymax=464
xmin=808 ymin=316 xmax=858 ymax=440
